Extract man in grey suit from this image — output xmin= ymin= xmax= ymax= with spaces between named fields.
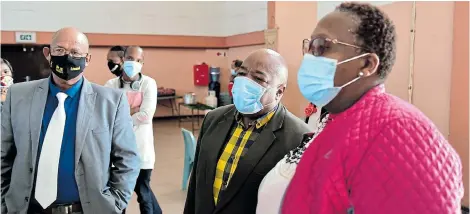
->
xmin=184 ymin=49 xmax=311 ymax=214
xmin=1 ymin=27 xmax=140 ymax=214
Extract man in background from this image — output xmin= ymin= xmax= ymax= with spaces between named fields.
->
xmin=184 ymin=49 xmax=310 ymax=214
xmin=230 ymin=59 xmax=243 ymax=78
xmin=105 ymin=46 xmax=162 ymax=214
xmin=107 ymin=45 xmax=126 ymax=77
xmin=1 ymin=27 xmax=140 ymax=214
xmin=228 ymin=59 xmax=243 ymax=99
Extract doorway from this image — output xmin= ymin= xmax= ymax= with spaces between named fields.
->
xmin=0 ymin=44 xmax=51 ymax=83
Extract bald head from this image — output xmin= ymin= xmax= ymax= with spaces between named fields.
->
xmin=242 ymin=49 xmax=288 ymax=86
xmin=235 ymin=48 xmax=288 ymax=117
xmin=51 ymin=27 xmax=89 ymax=52
xmin=124 ymin=46 xmax=144 ymax=62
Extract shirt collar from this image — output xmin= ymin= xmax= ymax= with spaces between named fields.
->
xmin=235 ymin=105 xmax=278 ymax=129
xmin=49 ymin=76 xmax=84 ymax=98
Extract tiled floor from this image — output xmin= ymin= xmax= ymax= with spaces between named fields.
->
xmin=126 ymin=119 xmax=198 ymax=214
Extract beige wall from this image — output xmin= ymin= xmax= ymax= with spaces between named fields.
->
xmin=380 ymin=2 xmax=413 ymax=101
xmin=413 ymin=2 xmax=454 ymax=137
xmin=450 ymin=1 xmax=470 ymax=206
xmin=274 ymin=2 xmax=318 ymax=116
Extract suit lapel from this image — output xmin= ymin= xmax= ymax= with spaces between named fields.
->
xmin=74 ymin=79 xmax=96 ymax=166
xmin=202 ymin=107 xmax=236 ymax=208
xmin=30 ymin=79 xmax=50 ymax=168
xmin=215 ymin=105 xmax=286 ymax=212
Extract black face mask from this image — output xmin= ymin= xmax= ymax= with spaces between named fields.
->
xmin=50 ymin=54 xmax=86 ymax=80
xmin=107 ymin=61 xmax=122 ymax=77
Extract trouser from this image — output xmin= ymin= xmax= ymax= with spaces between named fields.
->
xmin=123 ymin=169 xmax=162 ymax=214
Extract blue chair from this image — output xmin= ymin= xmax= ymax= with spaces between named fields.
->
xmin=181 ymin=128 xmax=197 ymax=190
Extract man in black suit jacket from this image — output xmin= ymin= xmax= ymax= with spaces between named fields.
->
xmin=184 ymin=49 xmax=311 ymax=214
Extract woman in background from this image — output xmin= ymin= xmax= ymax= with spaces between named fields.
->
xmin=1 ymin=58 xmax=14 ymax=103
xmin=1 ymin=58 xmax=14 ymax=138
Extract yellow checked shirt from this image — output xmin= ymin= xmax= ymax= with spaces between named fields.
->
xmin=213 ymin=108 xmax=276 ymax=204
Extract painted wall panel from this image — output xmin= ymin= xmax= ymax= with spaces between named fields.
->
xmin=223 ymin=1 xmax=268 ymax=36
xmin=412 ymin=1 xmax=454 ymax=138
xmin=0 ymin=1 xmax=267 ymax=36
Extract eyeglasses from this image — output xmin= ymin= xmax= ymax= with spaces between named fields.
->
xmin=51 ymin=47 xmax=88 ymax=59
xmin=302 ymin=37 xmax=364 ymax=56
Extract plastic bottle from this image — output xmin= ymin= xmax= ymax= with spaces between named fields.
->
xmin=205 ymin=90 xmax=218 ymax=108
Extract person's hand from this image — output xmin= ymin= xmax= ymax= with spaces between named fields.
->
xmin=130 ymin=107 xmax=140 ymax=115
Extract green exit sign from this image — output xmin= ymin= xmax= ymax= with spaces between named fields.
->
xmin=15 ymin=32 xmax=36 ymax=43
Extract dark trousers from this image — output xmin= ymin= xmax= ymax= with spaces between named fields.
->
xmin=123 ymin=169 xmax=162 ymax=214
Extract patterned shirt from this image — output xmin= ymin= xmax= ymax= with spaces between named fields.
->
xmin=213 ymin=107 xmax=277 ymax=204
xmin=285 ymin=113 xmax=329 ymax=164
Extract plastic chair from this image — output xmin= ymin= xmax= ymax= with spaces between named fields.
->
xmin=181 ymin=128 xmax=197 ymax=190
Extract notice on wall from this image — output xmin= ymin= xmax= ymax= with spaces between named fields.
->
xmin=15 ymin=32 xmax=36 ymax=43
xmin=264 ymin=28 xmax=278 ymax=51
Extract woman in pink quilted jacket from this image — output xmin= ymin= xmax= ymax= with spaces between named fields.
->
xmin=281 ymin=2 xmax=464 ymax=214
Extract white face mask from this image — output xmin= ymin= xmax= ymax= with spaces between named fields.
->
xmin=0 ymin=75 xmax=13 ymax=87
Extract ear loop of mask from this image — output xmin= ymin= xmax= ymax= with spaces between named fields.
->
xmin=258 ymin=84 xmax=284 ymax=112
xmin=237 ymin=76 xmax=280 ymax=111
xmin=262 ymin=86 xmax=281 ymax=109
xmin=337 ymin=53 xmax=370 ymax=65
xmin=340 ymin=72 xmax=364 ymax=89
xmin=336 ymin=53 xmax=370 ymax=89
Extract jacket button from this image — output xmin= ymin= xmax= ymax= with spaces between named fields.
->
xmin=29 ymin=168 xmax=33 ymax=173
xmin=25 ymin=197 xmax=29 ymax=202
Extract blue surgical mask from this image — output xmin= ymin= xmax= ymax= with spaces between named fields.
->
xmin=232 ymin=76 xmax=272 ymax=114
xmin=297 ymin=53 xmax=369 ymax=107
xmin=231 ymin=69 xmax=237 ymax=76
xmin=123 ymin=61 xmax=142 ymax=78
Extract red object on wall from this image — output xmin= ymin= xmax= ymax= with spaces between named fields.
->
xmin=228 ymin=81 xmax=234 ymax=97
xmin=193 ymin=63 xmax=209 ymax=86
